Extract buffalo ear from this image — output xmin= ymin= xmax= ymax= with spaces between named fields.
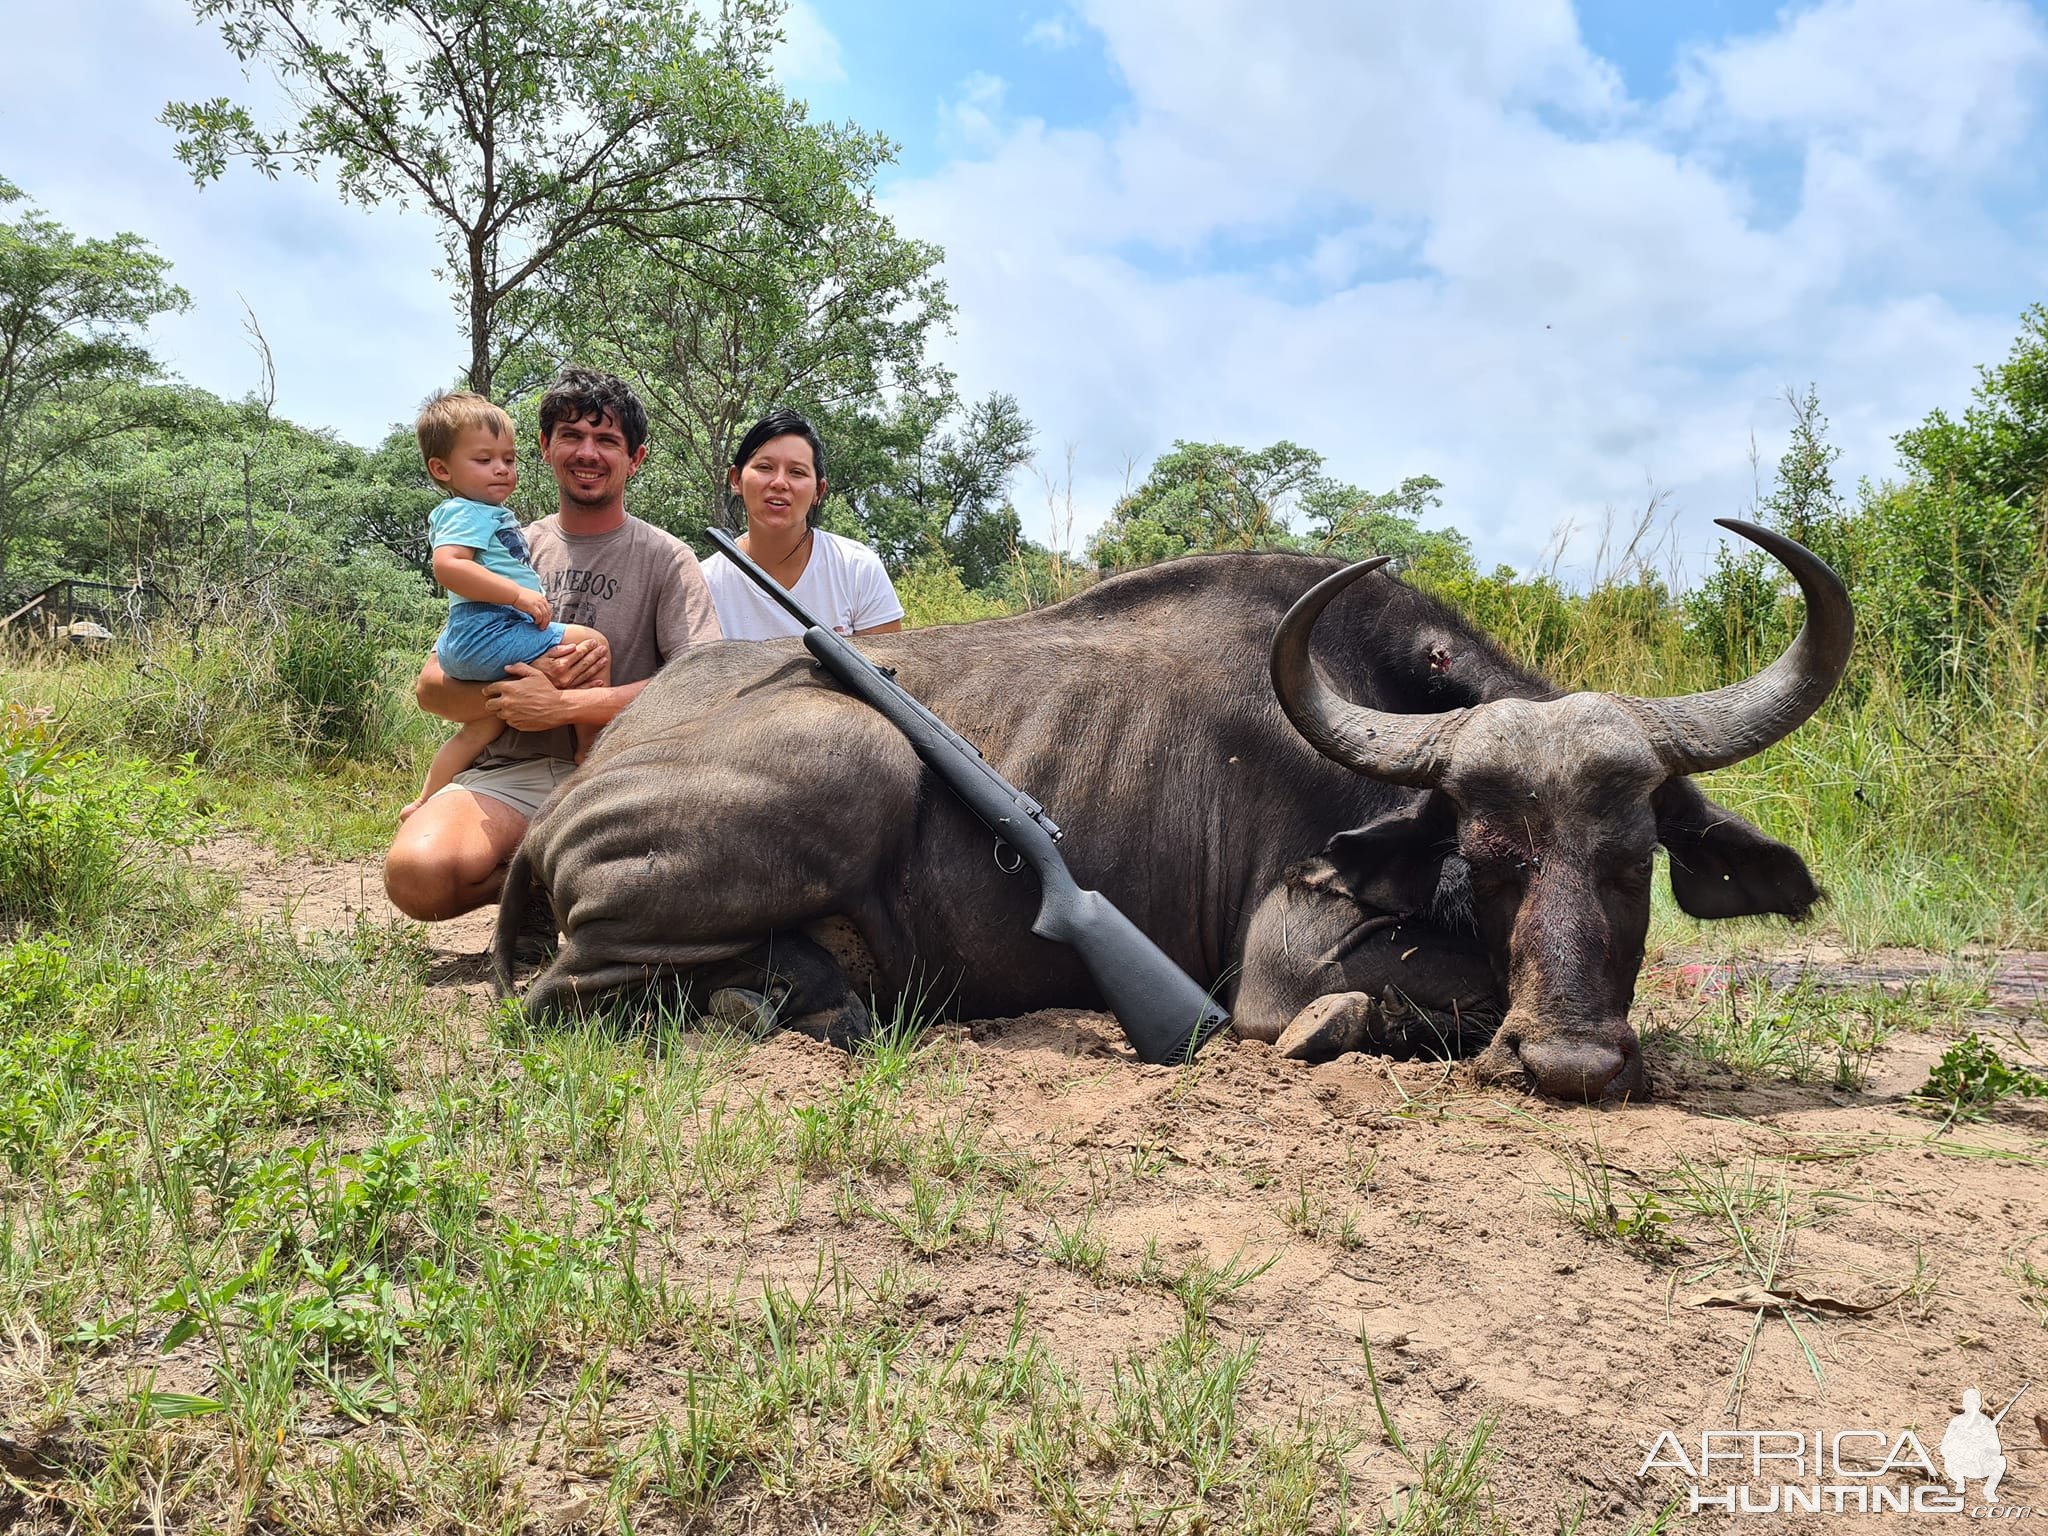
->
xmin=1320 ymin=792 xmax=1458 ymax=914
xmin=1653 ymin=777 xmax=1822 ymax=920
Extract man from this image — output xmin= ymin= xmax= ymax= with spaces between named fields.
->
xmin=384 ymin=368 xmax=721 ymax=922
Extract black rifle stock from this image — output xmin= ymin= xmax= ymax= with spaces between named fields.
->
xmin=707 ymin=527 xmax=1228 ymax=1064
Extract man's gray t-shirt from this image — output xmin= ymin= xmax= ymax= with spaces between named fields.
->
xmin=474 ymin=513 xmax=721 ymax=767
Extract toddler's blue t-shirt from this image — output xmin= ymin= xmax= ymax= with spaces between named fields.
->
xmin=427 ymin=496 xmax=543 ymax=605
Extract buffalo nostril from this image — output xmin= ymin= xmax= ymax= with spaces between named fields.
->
xmin=1516 ymin=1037 xmax=1646 ymax=1103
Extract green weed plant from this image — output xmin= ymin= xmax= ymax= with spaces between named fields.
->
xmin=1914 ymin=1033 xmax=2048 ymax=1122
xmin=0 ymin=703 xmax=202 ymax=930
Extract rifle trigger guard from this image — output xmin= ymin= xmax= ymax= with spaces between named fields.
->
xmin=993 ymin=838 xmax=1023 ymax=875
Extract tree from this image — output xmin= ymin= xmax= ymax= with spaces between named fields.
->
xmin=0 ymin=180 xmax=189 ymax=596
xmin=1897 ymin=301 xmax=2048 ymax=508
xmin=1299 ymin=473 xmax=1472 ymax=572
xmin=1864 ymin=308 xmax=2048 ymax=688
xmin=823 ymin=391 xmax=1036 ymax=582
xmin=30 ymin=380 xmax=437 ymax=633
xmin=916 ymin=392 xmax=1036 ymax=588
xmin=165 ymin=0 xmax=818 ymax=396
xmin=1087 ymin=440 xmax=1324 ymax=571
xmin=1085 ymin=440 xmax=1467 ymax=577
xmin=551 ymin=118 xmax=954 ymax=531
xmin=1685 ymin=387 xmax=1845 ymax=674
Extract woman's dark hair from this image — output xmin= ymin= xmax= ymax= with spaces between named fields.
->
xmin=730 ymin=409 xmax=829 ymax=528
xmin=539 ymin=367 xmax=649 ymax=455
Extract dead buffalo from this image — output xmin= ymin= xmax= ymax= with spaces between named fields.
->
xmin=496 ymin=518 xmax=1850 ymax=1101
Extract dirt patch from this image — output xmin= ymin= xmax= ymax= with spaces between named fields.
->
xmin=184 ymin=834 xmax=492 ymax=951
xmin=193 ymin=836 xmax=2048 ymax=1530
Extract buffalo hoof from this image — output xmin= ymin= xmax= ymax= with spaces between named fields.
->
xmin=1275 ymin=993 xmax=1377 ymax=1061
xmin=705 ymin=987 xmax=779 ymax=1038
xmin=785 ymin=996 xmax=874 ymax=1053
xmin=1474 ymin=1033 xmax=1650 ymax=1102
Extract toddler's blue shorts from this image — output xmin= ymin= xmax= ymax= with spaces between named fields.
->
xmin=435 ymin=603 xmax=567 ymax=682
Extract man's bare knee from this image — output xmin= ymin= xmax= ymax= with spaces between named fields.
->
xmin=385 ymin=844 xmax=465 ymax=920
xmin=383 ymin=793 xmax=521 ymax=921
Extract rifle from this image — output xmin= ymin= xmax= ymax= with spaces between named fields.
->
xmin=706 ymin=527 xmax=1229 ymax=1064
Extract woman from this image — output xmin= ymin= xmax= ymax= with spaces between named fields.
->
xmin=700 ymin=410 xmax=906 ymax=639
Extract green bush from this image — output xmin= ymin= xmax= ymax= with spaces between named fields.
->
xmin=55 ymin=607 xmax=427 ymax=773
xmin=898 ymin=556 xmax=1017 ymax=628
xmin=0 ymin=703 xmax=204 ymax=930
xmin=1913 ymin=1034 xmax=2048 ymax=1121
xmin=0 ymin=932 xmax=81 ymax=1030
xmin=275 ymin=609 xmax=394 ymax=757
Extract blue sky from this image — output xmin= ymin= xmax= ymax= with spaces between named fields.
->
xmin=4 ymin=0 xmax=2046 ymax=574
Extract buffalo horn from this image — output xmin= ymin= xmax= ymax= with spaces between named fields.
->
xmin=1619 ymin=518 xmax=1855 ymax=775
xmin=1269 ymin=556 xmax=1467 ymax=787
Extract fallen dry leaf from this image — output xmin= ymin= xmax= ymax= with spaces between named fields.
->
xmin=1687 ymin=1284 xmax=1903 ymax=1318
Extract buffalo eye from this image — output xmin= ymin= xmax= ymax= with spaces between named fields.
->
xmin=1464 ymin=851 xmax=1531 ymax=893
xmin=1601 ymin=855 xmax=1656 ymax=893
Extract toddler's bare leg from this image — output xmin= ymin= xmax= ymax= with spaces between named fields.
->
xmin=402 ymin=717 xmax=504 ymax=821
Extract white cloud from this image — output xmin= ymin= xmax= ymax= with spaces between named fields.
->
xmin=1025 ymin=14 xmax=1079 ymax=50
xmin=939 ymin=72 xmax=1013 ymax=156
xmin=1669 ymin=0 xmax=2048 ymax=169
xmin=884 ymin=0 xmax=2048 ymax=571
xmin=771 ymin=0 xmax=847 ymax=88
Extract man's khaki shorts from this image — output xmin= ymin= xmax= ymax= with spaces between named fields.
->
xmin=434 ymin=756 xmax=576 ymax=820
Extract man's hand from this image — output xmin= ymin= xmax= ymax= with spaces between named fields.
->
xmin=483 ymin=663 xmax=570 ymax=732
xmin=514 ymin=588 xmax=554 ymax=627
xmin=535 ymin=634 xmax=609 ymax=689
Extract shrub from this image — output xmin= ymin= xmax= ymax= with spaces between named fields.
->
xmin=1914 ymin=1034 xmax=2048 ymax=1121
xmin=0 ymin=702 xmax=204 ymax=930
xmin=897 ymin=556 xmax=1016 ymax=628
xmin=60 ymin=604 xmax=427 ymax=773
xmin=274 ymin=609 xmax=394 ymax=757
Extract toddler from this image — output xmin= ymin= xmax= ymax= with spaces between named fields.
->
xmin=401 ymin=391 xmax=608 ymax=819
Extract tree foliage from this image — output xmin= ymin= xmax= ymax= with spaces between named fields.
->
xmin=1870 ymin=303 xmax=2048 ymax=690
xmin=822 ymin=391 xmax=1036 ymax=582
xmin=1088 ymin=440 xmax=1320 ymax=570
xmin=1087 ymin=439 xmax=1470 ymax=578
xmin=550 ymin=121 xmax=952 ymax=532
xmin=22 ymin=380 xmax=436 ymax=640
xmin=165 ymin=0 xmax=821 ymax=396
xmin=1684 ymin=386 xmax=1848 ymax=673
xmin=0 ymin=181 xmax=189 ymax=595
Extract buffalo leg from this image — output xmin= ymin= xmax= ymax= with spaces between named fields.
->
xmin=695 ymin=930 xmax=873 ymax=1051
xmin=1235 ymin=879 xmax=1501 ymax=1060
xmin=523 ymin=928 xmax=870 ymax=1050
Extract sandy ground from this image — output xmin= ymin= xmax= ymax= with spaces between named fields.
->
xmin=183 ymin=835 xmax=2048 ymax=1531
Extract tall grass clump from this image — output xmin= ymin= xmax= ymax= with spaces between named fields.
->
xmin=5 ymin=599 xmax=439 ymax=776
xmin=0 ymin=702 xmax=203 ymax=931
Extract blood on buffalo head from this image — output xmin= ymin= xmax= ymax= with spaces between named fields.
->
xmin=1268 ymin=519 xmax=1853 ymax=1102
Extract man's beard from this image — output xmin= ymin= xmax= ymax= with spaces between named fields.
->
xmin=559 ymin=475 xmax=614 ymax=505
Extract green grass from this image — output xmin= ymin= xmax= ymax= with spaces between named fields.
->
xmin=0 ymin=877 xmax=1350 ymax=1531
xmin=1642 ymin=970 xmax=1994 ymax=1092
xmin=5 ymin=839 xmax=1695 ymax=1532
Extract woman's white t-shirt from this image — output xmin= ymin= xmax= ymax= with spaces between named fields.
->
xmin=701 ymin=529 xmax=906 ymax=639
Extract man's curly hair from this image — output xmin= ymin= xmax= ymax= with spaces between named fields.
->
xmin=538 ymin=368 xmax=649 ymax=456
